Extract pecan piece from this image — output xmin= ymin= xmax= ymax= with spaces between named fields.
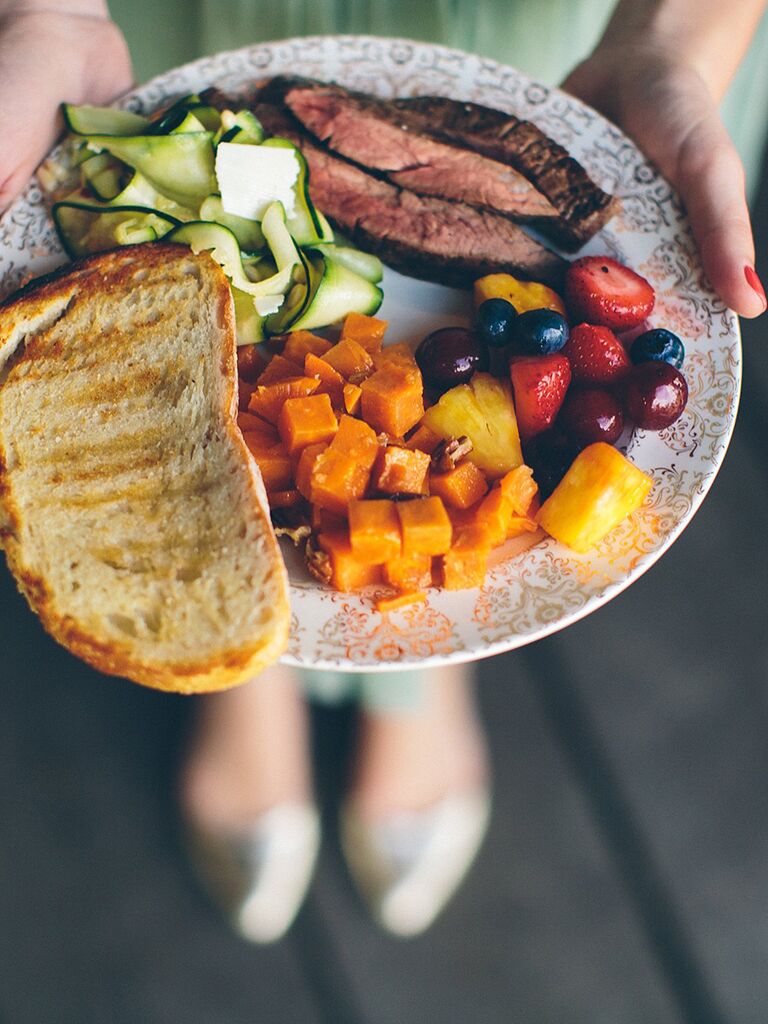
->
xmin=431 ymin=435 xmax=473 ymax=472
xmin=305 ymin=535 xmax=332 ymax=585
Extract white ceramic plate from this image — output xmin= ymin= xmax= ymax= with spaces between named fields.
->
xmin=0 ymin=36 xmax=740 ymax=672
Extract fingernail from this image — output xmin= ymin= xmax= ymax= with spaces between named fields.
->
xmin=744 ymin=265 xmax=767 ymax=310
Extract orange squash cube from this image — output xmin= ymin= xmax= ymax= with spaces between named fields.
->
xmin=248 ymin=376 xmax=320 ymax=423
xmin=282 ymin=329 xmax=332 ymax=363
xmin=246 ymin=443 xmax=293 ymax=491
xmin=397 ymin=496 xmax=452 ymax=557
xmin=440 ymin=528 xmax=491 ymax=590
xmin=256 ymin=353 xmax=304 ymax=386
xmin=267 ymin=488 xmax=302 ymax=509
xmin=341 ymin=312 xmax=388 ymax=353
xmin=311 ymin=450 xmax=371 ymax=515
xmin=348 ymin=499 xmax=402 ymax=564
xmin=384 ymin=552 xmax=433 ymax=591
xmin=405 ymin=424 xmax=441 ymax=454
xmin=429 ymin=461 xmax=489 ymax=509
xmin=499 ymin=465 xmax=539 ymax=517
xmin=317 ymin=530 xmax=382 ymax=591
xmin=537 ymin=442 xmax=653 ymax=552
xmin=343 ymin=382 xmax=362 ymax=415
xmin=237 ymin=410 xmax=277 ymax=436
xmin=322 ymin=337 xmax=374 ymax=382
xmin=360 ymin=365 xmax=424 ymax=437
xmin=473 ymin=486 xmax=512 ymax=547
xmin=237 ymin=344 xmax=268 ymax=383
xmin=373 ymin=343 xmax=418 ymax=372
xmin=305 ymin=352 xmax=346 ymax=406
xmin=311 ymin=505 xmax=346 ymax=532
xmin=277 ymin=392 xmax=338 ymax=455
xmin=295 ymin=443 xmax=328 ymax=500
xmin=331 ymin=415 xmax=379 ymax=465
xmin=375 ymin=591 xmax=427 ymax=613
xmin=373 ymin=445 xmax=430 ymax=495
xmin=238 ymin=380 xmax=255 ymax=412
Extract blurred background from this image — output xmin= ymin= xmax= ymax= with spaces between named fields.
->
xmin=1 ymin=8 xmax=768 ymax=1023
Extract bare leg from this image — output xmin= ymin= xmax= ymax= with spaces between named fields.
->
xmin=180 ymin=663 xmax=312 ymax=830
xmin=349 ymin=663 xmax=488 ymax=819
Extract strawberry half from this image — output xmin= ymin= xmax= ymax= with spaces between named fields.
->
xmin=510 ymin=354 xmax=572 ymax=441
xmin=563 ymin=323 xmax=631 ymax=384
xmin=565 ymin=256 xmax=655 ymax=330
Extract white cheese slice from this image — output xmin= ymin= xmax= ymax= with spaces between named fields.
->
xmin=254 ymin=293 xmax=284 ymax=316
xmin=215 ymin=143 xmax=299 ymax=222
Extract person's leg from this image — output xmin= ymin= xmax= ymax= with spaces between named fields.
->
xmin=180 ymin=662 xmax=312 ymax=829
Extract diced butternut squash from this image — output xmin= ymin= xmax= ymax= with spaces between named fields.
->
xmin=248 ymin=376 xmax=320 ymax=423
xmin=472 ymin=486 xmax=511 ymax=547
xmin=305 ymin=352 xmax=345 ymax=406
xmin=256 ymin=353 xmax=304 ymax=385
xmin=499 ymin=465 xmax=539 ymax=517
xmin=537 ymin=442 xmax=653 ymax=552
xmin=348 ymin=499 xmax=402 ymax=563
xmin=331 ymin=415 xmax=379 ymax=465
xmin=373 ymin=445 xmax=430 ymax=496
xmin=237 ymin=344 xmax=268 ymax=382
xmin=473 ymin=272 xmax=567 ymax=318
xmin=375 ymin=591 xmax=426 ymax=613
xmin=238 ymin=380 xmax=255 ymax=412
xmin=277 ymin=392 xmax=338 ymax=455
xmin=384 ymin=552 xmax=433 ymax=591
xmin=373 ymin=342 xmax=418 ymax=372
xmin=267 ymin=488 xmax=302 ymax=509
xmin=343 ymin=382 xmax=362 ymax=415
xmin=422 ymin=373 xmax=522 ymax=479
xmin=311 ymin=450 xmax=372 ymax=515
xmin=440 ymin=528 xmax=491 ymax=590
xmin=282 ymin=329 xmax=332 ymax=362
xmin=317 ymin=530 xmax=382 ymax=591
xmin=429 ymin=460 xmax=489 ymax=509
xmin=311 ymin=505 xmax=346 ymax=532
xmin=237 ymin=410 xmax=276 ymax=436
xmin=405 ymin=424 xmax=441 ymax=454
xmin=341 ymin=312 xmax=388 ymax=353
xmin=245 ymin=443 xmax=293 ymax=491
xmin=361 ymin=365 xmax=424 ymax=437
xmin=323 ymin=337 xmax=374 ymax=382
xmin=506 ymin=515 xmax=539 ymax=539
xmin=295 ymin=443 xmax=328 ymax=500
xmin=397 ymin=496 xmax=452 ymax=557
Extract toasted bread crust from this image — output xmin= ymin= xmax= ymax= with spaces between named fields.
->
xmin=0 ymin=244 xmax=290 ymax=694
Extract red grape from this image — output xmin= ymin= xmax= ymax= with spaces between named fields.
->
xmin=559 ymin=387 xmax=625 ymax=445
xmin=624 ymin=362 xmax=688 ymax=429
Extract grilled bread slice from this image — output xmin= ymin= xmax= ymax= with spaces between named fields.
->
xmin=0 ymin=243 xmax=290 ymax=693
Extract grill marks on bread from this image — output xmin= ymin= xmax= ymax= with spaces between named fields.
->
xmin=0 ymin=245 xmax=289 ymax=692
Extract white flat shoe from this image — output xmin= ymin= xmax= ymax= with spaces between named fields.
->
xmin=185 ymin=802 xmax=320 ymax=944
xmin=341 ymin=789 xmax=491 ymax=937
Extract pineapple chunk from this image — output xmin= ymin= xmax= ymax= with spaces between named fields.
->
xmin=473 ymin=272 xmax=567 ymax=317
xmin=537 ymin=443 xmax=653 ymax=553
xmin=422 ymin=373 xmax=523 ymax=479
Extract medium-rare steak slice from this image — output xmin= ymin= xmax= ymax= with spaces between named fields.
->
xmin=254 ymin=101 xmax=566 ymax=288
xmin=391 ymin=95 xmax=618 ymax=249
xmin=260 ymin=77 xmax=559 ymax=228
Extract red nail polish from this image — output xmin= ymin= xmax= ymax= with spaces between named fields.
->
xmin=745 ymin=265 xmax=767 ymax=309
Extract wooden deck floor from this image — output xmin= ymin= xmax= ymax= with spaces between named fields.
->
xmin=1 ymin=166 xmax=767 ymax=1024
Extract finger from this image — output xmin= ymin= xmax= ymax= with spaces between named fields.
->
xmin=674 ymin=118 xmax=766 ymax=318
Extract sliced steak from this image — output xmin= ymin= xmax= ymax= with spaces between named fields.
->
xmin=261 ymin=76 xmax=559 ymax=227
xmin=254 ymin=101 xmax=566 ymax=288
xmin=391 ymin=95 xmax=618 ymax=249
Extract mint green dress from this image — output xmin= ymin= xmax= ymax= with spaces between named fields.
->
xmin=107 ymin=1 xmax=768 ymax=705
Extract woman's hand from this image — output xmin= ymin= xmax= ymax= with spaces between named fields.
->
xmin=0 ymin=4 xmax=132 ymax=210
xmin=564 ymin=37 xmax=766 ymax=318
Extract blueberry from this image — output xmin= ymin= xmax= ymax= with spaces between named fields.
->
xmin=475 ymin=298 xmax=517 ymax=348
xmin=630 ymin=328 xmax=685 ymax=369
xmin=509 ymin=308 xmax=569 ymax=355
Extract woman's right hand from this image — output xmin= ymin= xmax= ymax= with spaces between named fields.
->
xmin=0 ymin=3 xmax=133 ymax=210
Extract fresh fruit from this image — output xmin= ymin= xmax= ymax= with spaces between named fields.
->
xmin=537 ymin=442 xmax=653 ymax=552
xmin=415 ymin=327 xmax=489 ymax=389
xmin=509 ymin=309 xmax=569 ymax=356
xmin=558 ymin=387 xmax=625 ymax=445
xmin=474 ymin=272 xmax=567 ymax=317
xmin=475 ymin=298 xmax=517 ymax=348
xmin=522 ymin=430 xmax=584 ymax=499
xmin=623 ymin=362 xmax=688 ymax=429
xmin=565 ymin=256 xmax=655 ymax=329
xmin=630 ymin=328 xmax=685 ymax=369
xmin=509 ymin=354 xmax=572 ymax=442
xmin=422 ymin=372 xmax=524 ymax=478
xmin=562 ymin=322 xmax=631 ymax=384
